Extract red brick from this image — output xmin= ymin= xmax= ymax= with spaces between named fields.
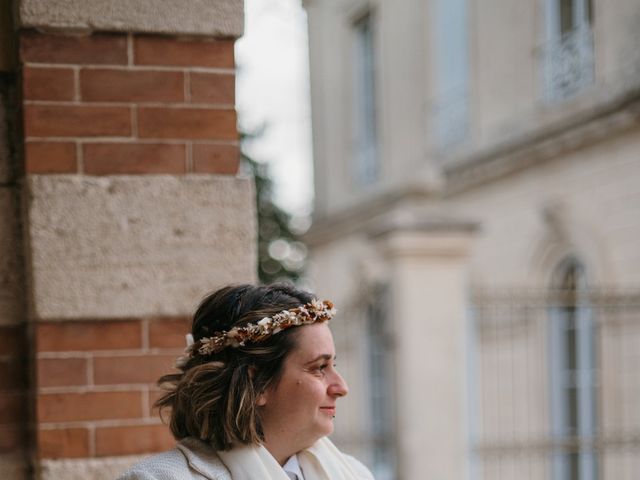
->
xmin=37 ymin=358 xmax=87 ymax=388
xmin=0 ymin=425 xmax=26 ymax=453
xmin=134 ymin=36 xmax=234 ymax=68
xmin=38 ymin=428 xmax=90 ymax=459
xmin=192 ymin=144 xmax=239 ymax=174
xmin=20 ymin=31 xmax=128 ymax=65
xmin=83 ymin=143 xmax=186 ymax=175
xmin=190 ymin=72 xmax=235 ymax=104
xmin=93 ymin=355 xmax=177 ymax=385
xmin=36 ymin=320 xmax=142 ymax=352
xmin=148 ymin=317 xmax=190 ymax=349
xmin=37 ymin=391 xmax=143 ymax=423
xmin=81 ymin=69 xmax=184 ymax=102
xmin=25 ymin=142 xmax=77 ymax=173
xmin=138 ymin=107 xmax=237 ymax=140
xmin=95 ymin=424 xmax=174 ymax=456
xmin=23 ymin=66 xmax=75 ymax=101
xmin=148 ymin=389 xmax=165 ymax=415
xmin=24 ymin=105 xmax=131 ymax=138
xmin=0 ymin=360 xmax=27 ymax=391
xmin=0 ymin=325 xmax=26 ymax=357
xmin=0 ymin=393 xmax=27 ymax=425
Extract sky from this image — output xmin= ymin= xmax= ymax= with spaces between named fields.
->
xmin=235 ymin=0 xmax=314 ymax=217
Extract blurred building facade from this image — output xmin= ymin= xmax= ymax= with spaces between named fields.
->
xmin=0 ymin=1 xmax=254 ymax=478
xmin=304 ymin=0 xmax=640 ymax=479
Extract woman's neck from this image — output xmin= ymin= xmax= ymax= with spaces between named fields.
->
xmin=262 ymin=437 xmax=297 ymax=466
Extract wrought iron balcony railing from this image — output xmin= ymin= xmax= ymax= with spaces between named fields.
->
xmin=542 ymin=25 xmax=595 ymax=102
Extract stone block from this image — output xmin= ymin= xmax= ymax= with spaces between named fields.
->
xmin=19 ymin=0 xmax=243 ymax=38
xmin=40 ymin=455 xmax=144 ymax=480
xmin=27 ymin=175 xmax=256 ymax=319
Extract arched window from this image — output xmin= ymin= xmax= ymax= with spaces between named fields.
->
xmin=549 ymin=258 xmax=598 ymax=480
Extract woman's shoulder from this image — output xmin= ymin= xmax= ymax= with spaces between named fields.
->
xmin=116 ymin=438 xmax=231 ymax=480
xmin=117 ymin=448 xmax=190 ymax=480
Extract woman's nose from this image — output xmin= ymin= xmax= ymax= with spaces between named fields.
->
xmin=329 ymin=370 xmax=349 ymax=397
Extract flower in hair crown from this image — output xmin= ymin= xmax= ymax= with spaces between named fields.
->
xmin=176 ymin=299 xmax=336 ymax=367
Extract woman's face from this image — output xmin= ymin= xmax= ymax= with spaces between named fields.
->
xmin=257 ymin=322 xmax=349 ymax=450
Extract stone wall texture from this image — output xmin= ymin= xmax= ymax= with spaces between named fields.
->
xmin=19 ymin=0 xmax=244 ymax=38
xmin=40 ymin=455 xmax=143 ymax=480
xmin=27 ymin=175 xmax=256 ymax=319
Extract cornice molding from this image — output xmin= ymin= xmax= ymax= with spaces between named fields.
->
xmin=443 ymin=85 xmax=640 ymax=195
xmin=307 ymin=79 xmax=640 ymax=246
xmin=304 ymin=183 xmax=437 ymax=246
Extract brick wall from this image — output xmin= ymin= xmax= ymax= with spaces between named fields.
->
xmin=21 ymin=31 xmax=239 ymax=176
xmin=36 ymin=317 xmax=189 ymax=460
xmin=0 ymin=324 xmax=28 ymax=471
xmin=17 ymin=29 xmax=246 ymax=471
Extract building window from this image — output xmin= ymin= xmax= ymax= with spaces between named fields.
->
xmin=549 ymin=258 xmax=598 ymax=480
xmin=352 ymin=11 xmax=379 ymax=186
xmin=431 ymin=0 xmax=470 ymax=149
xmin=365 ymin=285 xmax=396 ymax=479
xmin=542 ymin=0 xmax=594 ymax=102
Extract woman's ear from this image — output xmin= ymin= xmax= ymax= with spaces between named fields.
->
xmin=256 ymin=391 xmax=267 ymax=406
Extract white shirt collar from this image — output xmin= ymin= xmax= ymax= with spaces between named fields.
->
xmin=282 ymin=454 xmax=305 ymax=480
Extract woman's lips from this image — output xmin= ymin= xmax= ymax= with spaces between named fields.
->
xmin=320 ymin=406 xmax=336 ymax=416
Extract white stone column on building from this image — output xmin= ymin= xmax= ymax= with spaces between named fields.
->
xmin=372 ymin=217 xmax=477 ymax=480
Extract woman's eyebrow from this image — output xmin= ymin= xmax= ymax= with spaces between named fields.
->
xmin=304 ymin=354 xmax=334 ymax=365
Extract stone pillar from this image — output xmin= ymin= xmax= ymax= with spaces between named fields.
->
xmin=7 ymin=1 xmax=253 ymax=478
xmin=374 ymin=221 xmax=476 ymax=480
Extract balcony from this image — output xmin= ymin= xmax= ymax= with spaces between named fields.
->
xmin=542 ymin=26 xmax=595 ymax=102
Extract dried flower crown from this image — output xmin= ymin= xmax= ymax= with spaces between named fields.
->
xmin=176 ymin=299 xmax=336 ymax=367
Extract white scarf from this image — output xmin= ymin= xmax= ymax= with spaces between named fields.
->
xmin=217 ymin=437 xmax=372 ymax=480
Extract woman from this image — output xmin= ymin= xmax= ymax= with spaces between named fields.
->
xmin=118 ymin=284 xmax=374 ymax=479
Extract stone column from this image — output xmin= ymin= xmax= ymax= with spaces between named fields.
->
xmin=7 ymin=1 xmax=253 ymax=478
xmin=373 ymin=220 xmax=476 ymax=480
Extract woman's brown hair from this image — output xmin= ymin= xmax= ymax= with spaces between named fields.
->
xmin=155 ymin=283 xmax=314 ymax=450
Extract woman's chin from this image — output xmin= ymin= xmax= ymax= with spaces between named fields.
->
xmin=320 ymin=420 xmax=335 ymax=437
